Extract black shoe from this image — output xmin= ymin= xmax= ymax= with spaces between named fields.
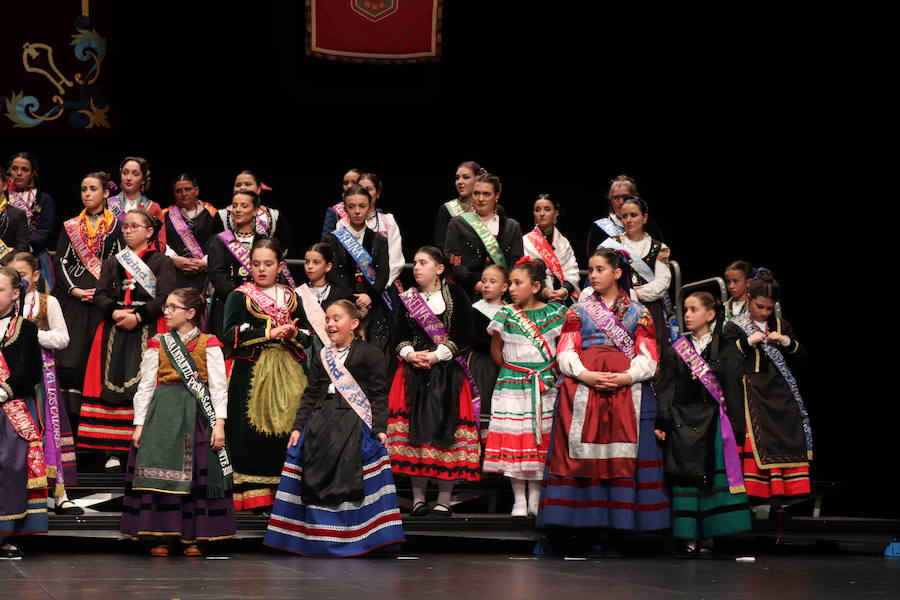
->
xmin=430 ymin=503 xmax=453 ymax=516
xmin=0 ymin=545 xmax=23 ymax=560
xmin=54 ymin=500 xmax=85 ymax=516
xmin=695 ymin=546 xmax=716 ymax=560
xmin=676 ymin=541 xmax=697 ymax=559
xmin=410 ymin=502 xmax=430 ymax=517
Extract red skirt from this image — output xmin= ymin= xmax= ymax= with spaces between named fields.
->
xmin=387 ymin=363 xmax=480 ymax=481
xmin=740 ymin=432 xmax=810 ymax=499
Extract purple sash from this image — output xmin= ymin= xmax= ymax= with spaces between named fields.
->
xmin=672 ymin=336 xmax=746 ymax=493
xmin=167 ymin=207 xmax=205 ymax=259
xmin=40 ymin=348 xmax=64 ymax=487
xmin=398 ymin=288 xmax=481 ymax=427
xmin=321 ymin=344 xmax=373 ymax=428
xmin=217 ymin=230 xmax=252 ymax=275
xmin=578 ymin=292 xmax=636 ymax=359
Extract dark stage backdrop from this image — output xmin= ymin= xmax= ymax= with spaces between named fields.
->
xmin=4 ymin=4 xmax=884 ymax=517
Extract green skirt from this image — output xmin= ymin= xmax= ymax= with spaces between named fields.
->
xmin=672 ymin=422 xmax=752 ymax=540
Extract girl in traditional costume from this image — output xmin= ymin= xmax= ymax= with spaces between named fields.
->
xmin=0 ymin=266 xmax=46 ymax=560
xmin=295 ymin=242 xmax=355 ymax=372
xmin=599 ymin=196 xmax=679 ymax=352
xmin=655 ymin=292 xmax=750 ymax=558
xmin=320 ymin=168 xmax=362 ymax=241
xmin=107 ymin=157 xmax=163 ymax=226
xmin=161 ymin=174 xmax=223 ymax=293
xmin=12 ymin=253 xmax=81 ymax=516
xmin=483 ymin=258 xmax=566 ymax=517
xmin=538 ymin=248 xmax=669 ymax=556
xmin=78 ymin=209 xmax=175 ymax=472
xmin=584 ymin=174 xmax=635 ymax=258
xmin=723 ymin=269 xmax=811 ymax=513
xmin=445 ymin=173 xmax=524 ymax=302
xmin=324 ymin=185 xmax=392 ymax=352
xmin=434 ymin=161 xmax=484 ymax=250
xmin=5 ymin=153 xmax=54 ymax=286
xmin=225 ymin=170 xmax=293 ymax=269
xmin=121 ymin=287 xmax=234 ymax=556
xmin=388 ymin=247 xmax=480 ymax=516
xmin=265 ymin=300 xmax=405 ymax=556
xmin=52 ymin=172 xmax=124 ymax=435
xmin=724 ymin=260 xmax=753 ymax=320
xmin=0 ymin=169 xmax=30 ymax=263
xmin=523 ymin=194 xmax=580 ymax=306
xmin=468 ymin=264 xmax=508 ymax=440
xmin=224 ymin=238 xmax=309 ymax=512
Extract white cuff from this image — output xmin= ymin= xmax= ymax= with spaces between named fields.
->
xmin=400 ymin=345 xmax=415 ymax=360
xmin=435 ymin=344 xmax=453 ymax=362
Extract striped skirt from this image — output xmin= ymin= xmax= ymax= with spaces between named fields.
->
xmin=741 ymin=432 xmax=811 ymax=500
xmin=672 ymin=423 xmax=751 ymax=540
xmin=537 ymin=383 xmax=671 ymax=531
xmin=264 ymin=427 xmax=405 ymax=557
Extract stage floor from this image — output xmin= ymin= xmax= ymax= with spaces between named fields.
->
xmin=2 ymin=540 xmax=898 ymax=600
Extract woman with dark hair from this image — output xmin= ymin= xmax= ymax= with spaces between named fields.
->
xmin=4 ymin=152 xmax=54 ymax=282
xmin=161 ymin=174 xmax=223 ymax=292
xmin=78 ymin=209 xmax=176 ymax=472
xmin=225 ymin=170 xmax=293 ymax=262
xmin=444 ymin=173 xmax=524 ymax=302
xmin=387 ymin=246 xmax=480 ymax=516
xmin=523 ymin=194 xmax=580 ymax=305
xmin=434 ymin=161 xmax=484 ymax=250
xmin=320 ymin=168 xmax=362 ymax=241
xmin=107 ymin=157 xmax=163 ymax=225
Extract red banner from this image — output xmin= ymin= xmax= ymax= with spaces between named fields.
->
xmin=307 ymin=0 xmax=442 ymax=63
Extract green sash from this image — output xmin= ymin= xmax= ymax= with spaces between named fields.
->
xmin=460 ymin=212 xmax=506 ymax=267
xmin=444 ymin=199 xmax=466 ymax=217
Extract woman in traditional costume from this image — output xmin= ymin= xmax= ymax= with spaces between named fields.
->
xmin=4 ymin=153 xmax=54 ymax=285
xmin=467 ymin=264 xmax=508 ymax=441
xmin=107 ymin=157 xmax=163 ymax=226
xmin=538 ymin=248 xmax=669 ymax=556
xmin=12 ymin=253 xmax=81 ymax=516
xmin=599 ymin=196 xmax=678 ymax=352
xmin=78 ymin=209 xmax=175 ymax=472
xmin=0 ymin=266 xmax=47 ymax=560
xmin=319 ymin=168 xmax=362 ymax=241
xmin=655 ymin=292 xmax=751 ymax=558
xmin=522 ymin=194 xmax=580 ymax=306
xmin=387 ymin=247 xmax=480 ymax=516
xmin=722 ymin=269 xmax=811 ymax=517
xmin=52 ymin=172 xmax=124 ymax=435
xmin=434 ymin=161 xmax=484 ymax=250
xmin=121 ymin=287 xmax=234 ymax=556
xmin=445 ymin=173 xmax=524 ymax=302
xmin=265 ymin=300 xmax=405 ymax=557
xmin=323 ymin=185 xmax=392 ymax=352
xmin=223 ymin=170 xmax=293 ymax=267
xmin=161 ymin=174 xmax=223 ymax=293
xmin=224 ymin=238 xmax=309 ymax=512
xmin=483 ymin=258 xmax=566 ymax=517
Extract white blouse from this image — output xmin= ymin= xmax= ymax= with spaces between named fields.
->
xmin=399 ymin=288 xmax=453 ymax=362
xmin=132 ymin=328 xmax=228 ymax=426
xmin=366 ymin=211 xmax=405 ymax=286
xmin=23 ymin=291 xmax=70 ymax=351
xmin=522 ymin=227 xmax=581 ymax=293
xmin=618 ymin=233 xmax=671 ymax=303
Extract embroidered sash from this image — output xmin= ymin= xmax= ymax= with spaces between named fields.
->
xmin=167 ymin=207 xmax=204 ymax=259
xmin=333 ymin=201 xmax=348 ymax=221
xmin=40 ymin=348 xmax=64 ymax=487
xmin=600 ymin=236 xmax=680 ymax=343
xmin=444 ymin=199 xmax=466 ymax=218
xmin=460 ymin=212 xmax=506 ymax=267
xmin=526 ymin=227 xmax=565 ymax=284
xmin=63 ymin=217 xmax=104 ymax=279
xmin=398 ymin=288 xmax=481 ymax=426
xmin=0 ymin=237 xmax=11 ymax=260
xmin=217 ymin=230 xmax=252 ymax=277
xmin=504 ymin=306 xmax=558 ymax=444
xmin=236 ymin=282 xmax=293 ymax=326
xmin=672 ymin=336 xmax=745 ymax=493
xmin=8 ymin=189 xmax=37 ymax=230
xmin=109 ymin=193 xmax=152 ymax=222
xmin=115 ymin=248 xmax=157 ymax=297
xmin=297 ymin=284 xmax=330 ymax=347
xmin=160 ymin=332 xmax=233 ymax=478
xmin=321 ymin=344 xmax=373 ymax=427
xmin=578 ymin=293 xmax=636 ymax=359
xmin=594 ymin=216 xmax=624 ymax=237
xmin=333 ymin=227 xmax=392 ymax=310
xmin=0 ymin=347 xmax=47 ymax=489
xmin=732 ymin=314 xmax=813 ymax=459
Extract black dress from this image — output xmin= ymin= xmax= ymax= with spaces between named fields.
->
xmin=207 ymin=232 xmax=255 ymax=339
xmin=444 ymin=211 xmax=523 ymax=302
xmin=162 ymin=203 xmax=224 ymax=292
xmin=0 ymin=204 xmax=30 ymax=261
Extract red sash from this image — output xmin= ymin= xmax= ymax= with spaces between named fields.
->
xmin=63 ymin=217 xmax=104 ymax=279
xmin=0 ymin=341 xmax=47 ymax=489
xmin=526 ymin=227 xmax=565 ymax=284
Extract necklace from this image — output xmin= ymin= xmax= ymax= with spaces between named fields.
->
xmin=311 ymin=283 xmax=330 ymax=303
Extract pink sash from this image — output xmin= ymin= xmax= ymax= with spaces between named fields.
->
xmin=167 ymin=207 xmax=205 ymax=259
xmin=526 ymin=227 xmax=565 ymax=284
xmin=321 ymin=344 xmax=372 ymax=428
xmin=63 ymin=217 xmax=104 ymax=279
xmin=235 ymin=282 xmax=293 ymax=326
xmin=578 ymin=293 xmax=636 ymax=359
xmin=296 ymin=284 xmax=330 ymax=347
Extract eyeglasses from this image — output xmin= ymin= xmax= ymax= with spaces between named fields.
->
xmin=610 ymin=194 xmax=630 ymax=201
xmin=122 ymin=223 xmax=149 ymax=231
xmin=163 ymin=304 xmax=189 ymax=313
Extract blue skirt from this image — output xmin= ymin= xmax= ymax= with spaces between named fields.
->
xmin=537 ymin=383 xmax=671 ymax=531
xmin=264 ymin=425 xmax=406 ymax=557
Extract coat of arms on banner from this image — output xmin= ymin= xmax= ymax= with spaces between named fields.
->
xmin=352 ymin=1 xmax=400 ymax=22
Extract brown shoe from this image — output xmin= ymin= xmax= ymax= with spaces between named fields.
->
xmin=150 ymin=545 xmax=169 ymax=557
xmin=183 ymin=545 xmax=203 ymax=557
